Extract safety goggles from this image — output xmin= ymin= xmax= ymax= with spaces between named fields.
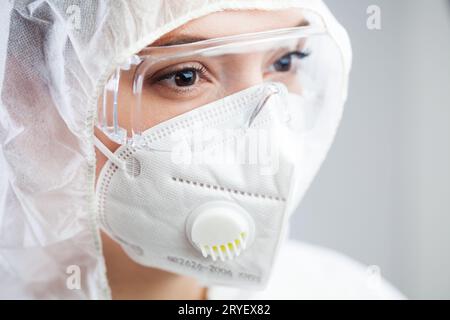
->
xmin=96 ymin=22 xmax=346 ymax=146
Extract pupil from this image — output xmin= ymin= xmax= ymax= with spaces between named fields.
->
xmin=174 ymin=69 xmax=196 ymax=86
xmin=274 ymin=54 xmax=292 ymax=72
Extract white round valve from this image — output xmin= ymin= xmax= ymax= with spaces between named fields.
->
xmin=186 ymin=201 xmax=255 ymax=262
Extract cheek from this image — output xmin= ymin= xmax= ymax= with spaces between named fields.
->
xmin=139 ymin=92 xmax=203 ymax=126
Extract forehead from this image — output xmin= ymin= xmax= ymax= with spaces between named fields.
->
xmin=152 ymin=9 xmax=307 ymax=47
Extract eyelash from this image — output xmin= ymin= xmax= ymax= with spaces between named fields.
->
xmin=153 ymin=64 xmax=208 ymax=83
xmin=293 ymin=50 xmax=311 ymax=59
xmin=146 ymin=49 xmax=311 ymax=89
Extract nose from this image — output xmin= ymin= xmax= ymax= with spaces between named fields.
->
xmin=222 ymin=56 xmax=265 ymax=96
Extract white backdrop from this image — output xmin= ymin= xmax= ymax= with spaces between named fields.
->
xmin=291 ymin=0 xmax=450 ymax=299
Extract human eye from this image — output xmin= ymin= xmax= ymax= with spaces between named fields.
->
xmin=270 ymin=50 xmax=311 ymax=73
xmin=144 ymin=62 xmax=212 ymax=98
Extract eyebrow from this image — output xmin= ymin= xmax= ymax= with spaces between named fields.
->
xmin=152 ymin=19 xmax=310 ymax=47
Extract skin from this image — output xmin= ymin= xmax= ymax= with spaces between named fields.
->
xmin=95 ymin=9 xmax=306 ymax=300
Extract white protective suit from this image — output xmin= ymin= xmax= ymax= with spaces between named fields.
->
xmin=0 ymin=0 xmax=404 ymax=299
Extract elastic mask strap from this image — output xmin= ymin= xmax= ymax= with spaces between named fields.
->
xmin=94 ymin=136 xmax=127 ymax=171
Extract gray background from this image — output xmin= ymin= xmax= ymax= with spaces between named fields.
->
xmin=291 ymin=0 xmax=450 ymax=299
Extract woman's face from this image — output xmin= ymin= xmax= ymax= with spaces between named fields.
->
xmin=96 ymin=9 xmax=306 ymax=176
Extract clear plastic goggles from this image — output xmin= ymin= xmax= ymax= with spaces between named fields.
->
xmin=97 ymin=21 xmax=346 ymax=146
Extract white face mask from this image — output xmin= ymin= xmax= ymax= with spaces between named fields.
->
xmin=95 ymin=82 xmax=310 ymax=289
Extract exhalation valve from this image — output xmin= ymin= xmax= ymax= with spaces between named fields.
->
xmin=186 ymin=201 xmax=255 ymax=262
